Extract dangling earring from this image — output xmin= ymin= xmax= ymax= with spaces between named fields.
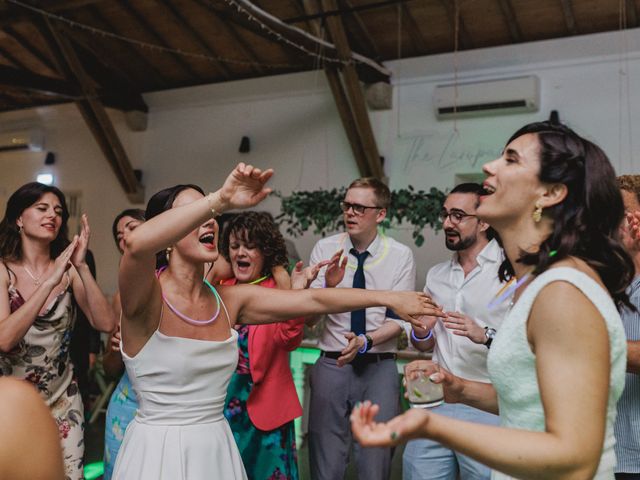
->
xmin=532 ymin=203 xmax=543 ymax=223
xmin=166 ymin=247 xmax=172 ymax=262
xmin=17 ymin=225 xmax=22 ymax=234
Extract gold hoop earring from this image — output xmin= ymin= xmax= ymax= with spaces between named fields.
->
xmin=532 ymin=204 xmax=543 ymax=223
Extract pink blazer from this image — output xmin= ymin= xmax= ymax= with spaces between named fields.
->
xmin=224 ymin=277 xmax=304 ymax=431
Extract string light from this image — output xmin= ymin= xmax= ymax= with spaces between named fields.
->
xmin=6 ymin=0 xmax=299 ymax=69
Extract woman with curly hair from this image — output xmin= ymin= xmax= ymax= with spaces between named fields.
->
xmin=351 ymin=122 xmax=633 ymax=479
xmin=0 ymin=182 xmax=115 ymax=479
xmin=220 ymin=212 xmax=317 ymax=480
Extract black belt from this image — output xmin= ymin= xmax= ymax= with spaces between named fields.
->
xmin=321 ymin=351 xmax=396 ymax=364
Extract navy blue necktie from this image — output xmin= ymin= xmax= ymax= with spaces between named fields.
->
xmin=350 ymin=248 xmax=369 ymax=336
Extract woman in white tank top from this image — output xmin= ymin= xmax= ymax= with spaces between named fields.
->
xmin=113 ymin=163 xmax=443 ymax=480
xmin=351 ymin=122 xmax=634 ymax=480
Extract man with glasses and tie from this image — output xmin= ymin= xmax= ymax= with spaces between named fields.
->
xmin=308 ymin=177 xmax=416 ymax=480
xmin=402 ymin=183 xmax=509 ymax=480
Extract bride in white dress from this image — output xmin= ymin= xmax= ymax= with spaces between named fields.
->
xmin=112 ymin=163 xmax=442 ymax=480
xmin=350 ymin=122 xmax=633 ymax=479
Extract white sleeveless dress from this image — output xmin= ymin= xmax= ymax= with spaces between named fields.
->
xmin=112 ymin=327 xmax=247 ymax=479
xmin=487 ymin=267 xmax=627 ymax=480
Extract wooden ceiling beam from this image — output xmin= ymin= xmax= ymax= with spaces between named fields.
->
xmin=118 ymin=0 xmax=202 ymax=80
xmin=83 ymin=5 xmax=169 ymax=89
xmin=400 ymin=3 xmax=429 ymax=54
xmin=157 ymin=0 xmax=233 ymax=80
xmin=299 ymin=0 xmax=371 ymax=175
xmin=559 ymin=0 xmax=578 ymax=35
xmin=0 ymin=64 xmax=77 ymax=98
xmin=2 ymin=25 xmax=58 ymax=73
xmin=0 ymin=0 xmax=105 ymax=28
xmin=286 ymin=0 xmax=414 ymax=23
xmin=325 ymin=67 xmax=370 ymax=178
xmin=192 ymin=0 xmax=272 ymax=76
xmin=0 ymin=44 xmax=29 ymax=69
xmin=321 ymin=0 xmax=384 ymax=179
xmin=222 ymin=0 xmax=390 ymax=83
xmin=496 ymin=0 xmax=522 ymax=42
xmin=341 ymin=0 xmax=381 ymax=59
xmin=439 ymin=0 xmax=473 ymax=50
xmin=40 ymin=18 xmax=141 ymax=197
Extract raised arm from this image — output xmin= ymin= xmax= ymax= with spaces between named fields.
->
xmin=119 ymin=163 xmax=273 ymax=325
xmin=352 ymin=281 xmax=612 ymax=480
xmin=0 ymin=240 xmax=77 ymax=352
xmin=70 ymin=216 xmax=116 ymax=332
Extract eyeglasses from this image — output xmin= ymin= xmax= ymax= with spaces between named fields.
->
xmin=340 ymin=201 xmax=382 ymax=215
xmin=439 ymin=209 xmax=477 ymax=225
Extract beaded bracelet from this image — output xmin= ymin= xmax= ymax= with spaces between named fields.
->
xmin=357 ymin=334 xmax=368 ymax=354
xmin=411 ymin=329 xmax=433 ymax=342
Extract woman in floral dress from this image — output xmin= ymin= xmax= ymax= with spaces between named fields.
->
xmin=0 ymin=182 xmax=116 ymax=480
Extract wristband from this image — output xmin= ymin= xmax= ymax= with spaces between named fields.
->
xmin=357 ymin=334 xmax=368 ymax=354
xmin=411 ymin=329 xmax=433 ymax=342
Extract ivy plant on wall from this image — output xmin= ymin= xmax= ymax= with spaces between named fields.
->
xmin=275 ymin=185 xmax=447 ymax=247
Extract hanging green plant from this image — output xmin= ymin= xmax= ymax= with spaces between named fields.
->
xmin=275 ymin=185 xmax=446 ymax=247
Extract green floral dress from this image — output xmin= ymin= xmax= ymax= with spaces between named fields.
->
xmin=224 ymin=324 xmax=299 ymax=480
xmin=0 ymin=268 xmax=83 ymax=480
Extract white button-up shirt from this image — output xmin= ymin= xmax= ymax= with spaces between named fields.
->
xmin=310 ymin=232 xmax=416 ymax=353
xmin=426 ymin=239 xmax=510 ymax=382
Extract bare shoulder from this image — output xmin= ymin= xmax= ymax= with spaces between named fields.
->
xmin=528 ymin=261 xmax=609 ymax=349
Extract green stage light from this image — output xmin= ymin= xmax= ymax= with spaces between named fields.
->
xmin=84 ymin=461 xmax=104 ymax=480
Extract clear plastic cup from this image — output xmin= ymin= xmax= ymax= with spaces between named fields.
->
xmin=405 ymin=364 xmax=444 ymax=408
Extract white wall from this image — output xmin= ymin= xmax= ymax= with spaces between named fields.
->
xmin=1 ymin=28 xmax=640 ymax=293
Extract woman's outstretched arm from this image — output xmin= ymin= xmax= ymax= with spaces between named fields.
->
xmin=228 ymin=284 xmax=444 ymax=326
xmin=352 ymin=281 xmax=611 ymax=480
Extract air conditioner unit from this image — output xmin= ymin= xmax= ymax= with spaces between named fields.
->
xmin=433 ymin=76 xmax=540 ymax=119
xmin=0 ymin=129 xmax=44 ymax=152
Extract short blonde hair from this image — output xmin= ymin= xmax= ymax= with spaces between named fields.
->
xmin=347 ymin=177 xmax=391 ymax=209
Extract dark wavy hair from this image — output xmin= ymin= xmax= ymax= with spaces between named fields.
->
xmin=498 ymin=121 xmax=633 ymax=309
xmin=220 ymin=212 xmax=289 ymax=276
xmin=111 ymin=208 xmax=145 ymax=250
xmin=0 ymin=182 xmax=70 ymax=261
xmin=145 ymin=184 xmax=204 ymax=269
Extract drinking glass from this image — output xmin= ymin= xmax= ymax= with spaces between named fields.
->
xmin=405 ymin=363 xmax=444 ymax=408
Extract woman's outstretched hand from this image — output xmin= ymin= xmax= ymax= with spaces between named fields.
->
xmin=351 ymin=401 xmax=430 ymax=447
xmin=389 ymin=292 xmax=444 ymax=325
xmin=218 ymin=163 xmax=274 ymax=210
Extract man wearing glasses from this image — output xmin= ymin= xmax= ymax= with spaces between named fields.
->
xmin=403 ymin=183 xmax=509 ymax=480
xmin=308 ymin=177 xmax=416 ymax=480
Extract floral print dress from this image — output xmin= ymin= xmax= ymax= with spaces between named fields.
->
xmin=224 ymin=324 xmax=299 ymax=480
xmin=0 ymin=267 xmax=83 ymax=480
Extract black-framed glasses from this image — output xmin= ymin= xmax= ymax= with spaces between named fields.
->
xmin=439 ymin=208 xmax=477 ymax=225
xmin=340 ymin=201 xmax=382 ymax=215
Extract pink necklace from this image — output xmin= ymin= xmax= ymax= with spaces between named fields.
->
xmin=157 ymin=266 xmax=221 ymax=326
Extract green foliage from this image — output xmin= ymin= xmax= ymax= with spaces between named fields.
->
xmin=275 ymin=185 xmax=446 ymax=247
